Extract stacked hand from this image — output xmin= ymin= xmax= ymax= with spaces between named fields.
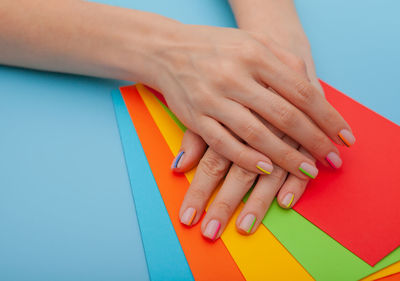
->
xmin=165 ymin=28 xmax=355 ymax=240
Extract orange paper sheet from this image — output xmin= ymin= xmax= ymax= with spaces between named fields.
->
xmin=121 ymin=85 xmax=245 ymax=281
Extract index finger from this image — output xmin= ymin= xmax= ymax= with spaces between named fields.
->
xmin=258 ymin=59 xmax=356 ymax=147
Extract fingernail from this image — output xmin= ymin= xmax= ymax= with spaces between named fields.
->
xmin=171 ymin=151 xmax=184 ymax=169
xmin=180 ymin=207 xmax=197 ymax=226
xmin=299 ymin=162 xmax=318 ymax=179
xmin=338 ymin=129 xmax=356 ymax=147
xmin=282 ymin=193 xmax=295 ymax=208
xmin=256 ymin=161 xmax=273 ymax=174
xmin=204 ymin=219 xmax=221 ymax=241
xmin=326 ymin=152 xmax=342 ymax=169
xmin=239 ymin=214 xmax=256 ymax=234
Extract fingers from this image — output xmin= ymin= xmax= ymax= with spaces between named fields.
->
xmin=231 ymin=84 xmax=343 ymax=169
xmin=200 ymin=164 xmax=258 ymax=240
xmin=235 ymin=134 xmax=297 ymax=234
xmin=256 ymin=54 xmax=356 ymax=147
xmin=199 ymin=116 xmax=274 ymax=175
xmin=179 ymin=149 xmax=230 ymax=226
xmin=277 ymin=146 xmax=314 ymax=209
xmin=210 ymin=100 xmax=318 ymax=179
xmin=171 ymin=130 xmax=207 ymax=173
xmin=236 ymin=165 xmax=288 ymax=234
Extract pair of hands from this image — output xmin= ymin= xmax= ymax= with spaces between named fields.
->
xmin=172 ymin=43 xmax=321 ymax=240
xmin=151 ymin=25 xmax=355 ymax=240
xmin=152 ymin=24 xmax=355 ymax=182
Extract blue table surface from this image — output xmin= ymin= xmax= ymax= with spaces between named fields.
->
xmin=0 ymin=1 xmax=398 ymax=280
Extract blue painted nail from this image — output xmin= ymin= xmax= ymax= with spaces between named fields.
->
xmin=172 ymin=151 xmax=184 ymax=169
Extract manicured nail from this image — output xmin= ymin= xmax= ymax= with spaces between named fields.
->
xmin=326 ymin=152 xmax=343 ymax=169
xmin=282 ymin=193 xmax=295 ymax=208
xmin=239 ymin=214 xmax=256 ymax=234
xmin=338 ymin=129 xmax=356 ymax=147
xmin=180 ymin=207 xmax=196 ymax=226
xmin=256 ymin=161 xmax=273 ymax=174
xmin=171 ymin=151 xmax=184 ymax=169
xmin=204 ymin=219 xmax=221 ymax=241
xmin=299 ymin=162 xmax=318 ymax=179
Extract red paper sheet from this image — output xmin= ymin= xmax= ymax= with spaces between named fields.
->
xmin=145 ymin=81 xmax=400 ymax=266
xmin=293 ymin=81 xmax=400 ymax=265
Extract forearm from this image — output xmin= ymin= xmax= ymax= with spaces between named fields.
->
xmin=0 ymin=0 xmax=180 ymax=86
xmin=229 ymin=0 xmax=309 ymax=51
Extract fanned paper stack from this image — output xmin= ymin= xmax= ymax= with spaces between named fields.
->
xmin=111 ymin=81 xmax=400 ymax=281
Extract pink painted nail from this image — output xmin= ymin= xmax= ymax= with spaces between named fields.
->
xmin=282 ymin=193 xmax=295 ymax=208
xmin=239 ymin=214 xmax=256 ymax=233
xmin=256 ymin=161 xmax=273 ymax=174
xmin=338 ymin=129 xmax=356 ymax=147
xmin=204 ymin=219 xmax=221 ymax=241
xmin=299 ymin=162 xmax=319 ymax=179
xmin=326 ymin=152 xmax=343 ymax=169
xmin=180 ymin=207 xmax=196 ymax=226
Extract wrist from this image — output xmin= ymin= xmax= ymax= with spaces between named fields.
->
xmin=75 ymin=1 xmax=183 ymax=87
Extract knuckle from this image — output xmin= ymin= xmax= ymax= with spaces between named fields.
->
xmin=242 ymin=122 xmax=263 ymax=143
xmin=211 ymin=59 xmax=238 ymax=87
xmin=280 ymin=149 xmax=299 ymax=167
xmin=250 ymin=196 xmax=269 ymax=211
xmin=214 ymin=200 xmax=233 ymax=217
xmin=199 ymin=153 xmax=228 ymax=178
xmin=188 ymin=188 xmax=208 ymax=202
xmin=239 ymin=41 xmax=261 ymax=62
xmin=309 ymin=133 xmax=329 ymax=154
xmin=295 ymin=79 xmax=315 ymax=105
xmin=230 ymin=166 xmax=257 ymax=186
xmin=290 ymin=56 xmax=307 ymax=76
xmin=267 ymin=168 xmax=287 ymax=183
xmin=206 ymin=133 xmax=224 ymax=151
xmin=277 ymin=105 xmax=297 ymax=128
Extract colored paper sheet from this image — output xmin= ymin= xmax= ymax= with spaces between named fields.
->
xmin=135 ymin=83 xmax=400 ymax=280
xmin=362 ymin=262 xmax=400 ymax=281
xmin=375 ymin=272 xmax=400 ymax=281
xmin=136 ymin=84 xmax=313 ymax=281
xmin=119 ymin=86 xmax=246 ymax=281
xmin=292 ymin=81 xmax=400 ymax=265
xmin=111 ymin=91 xmax=193 ymax=281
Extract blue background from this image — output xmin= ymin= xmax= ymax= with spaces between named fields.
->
xmin=0 ymin=1 xmax=398 ymax=280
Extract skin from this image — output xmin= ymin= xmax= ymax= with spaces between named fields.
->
xmin=0 ymin=0 xmax=354 ymax=179
xmin=177 ymin=0 xmax=341 ymax=239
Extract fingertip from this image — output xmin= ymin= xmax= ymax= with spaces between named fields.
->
xmin=278 ymin=192 xmax=295 ymax=209
xmin=237 ymin=213 xmax=257 ymax=235
xmin=171 ymin=151 xmax=185 ymax=171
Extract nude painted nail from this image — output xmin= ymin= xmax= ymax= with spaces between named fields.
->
xmin=282 ymin=193 xmax=295 ymax=208
xmin=299 ymin=162 xmax=319 ymax=179
xmin=171 ymin=151 xmax=184 ymax=169
xmin=256 ymin=161 xmax=273 ymax=174
xmin=180 ymin=207 xmax=196 ymax=226
xmin=239 ymin=214 xmax=256 ymax=234
xmin=204 ymin=219 xmax=221 ymax=241
xmin=338 ymin=129 xmax=356 ymax=147
xmin=326 ymin=152 xmax=343 ymax=169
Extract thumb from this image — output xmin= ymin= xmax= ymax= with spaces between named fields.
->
xmin=171 ymin=130 xmax=207 ymax=173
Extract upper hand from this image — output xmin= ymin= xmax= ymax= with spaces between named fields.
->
xmin=152 ymin=24 xmax=354 ymax=180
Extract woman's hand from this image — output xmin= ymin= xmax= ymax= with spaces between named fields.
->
xmin=174 ymin=25 xmax=342 ymax=239
xmin=153 ymin=24 xmax=354 ymax=180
